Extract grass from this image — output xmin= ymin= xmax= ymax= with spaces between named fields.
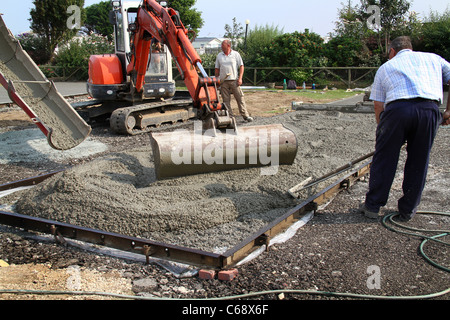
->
xmin=284 ymin=89 xmax=361 ymax=101
xmin=175 ymin=85 xmax=362 ymax=104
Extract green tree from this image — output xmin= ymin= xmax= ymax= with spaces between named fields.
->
xmin=54 ymin=34 xmax=114 ymax=80
xmin=240 ymin=24 xmax=284 ymax=65
xmin=85 ymin=1 xmax=114 ymax=39
xmin=17 ymin=33 xmax=51 ymax=64
xmin=30 ymin=0 xmax=85 ymax=61
xmin=168 ymin=0 xmax=204 ymax=35
xmin=333 ymin=0 xmax=366 ymax=38
xmin=224 ymin=17 xmax=244 ymax=48
xmin=325 ymin=35 xmax=364 ymax=67
xmin=358 ymin=0 xmax=411 ymax=54
xmin=330 ymin=0 xmax=414 ymax=66
xmin=330 ymin=1 xmax=382 ymax=66
xmin=416 ymin=9 xmax=450 ymax=61
xmin=257 ymin=30 xmax=324 ymax=68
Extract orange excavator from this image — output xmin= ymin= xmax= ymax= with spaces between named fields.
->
xmin=0 ymin=0 xmax=298 ymax=179
xmin=97 ymin=0 xmax=298 ymax=178
xmin=88 ymin=0 xmax=237 ymax=135
xmin=126 ymin=0 xmax=235 ymax=133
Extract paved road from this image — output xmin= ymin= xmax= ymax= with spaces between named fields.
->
xmin=1 ymin=82 xmax=448 ymax=110
xmin=0 ymin=82 xmax=87 ymax=104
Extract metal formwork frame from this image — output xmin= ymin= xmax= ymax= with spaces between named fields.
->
xmin=0 ymin=160 xmax=372 ymax=269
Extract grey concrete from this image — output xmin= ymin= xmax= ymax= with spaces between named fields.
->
xmin=327 ymin=92 xmax=367 ymax=105
xmin=292 ymin=92 xmax=371 ymax=113
xmin=292 ymin=91 xmax=449 ymax=113
xmin=0 ymin=81 xmax=87 ymax=104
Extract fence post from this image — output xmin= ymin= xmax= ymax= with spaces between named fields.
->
xmin=348 ymin=69 xmax=352 ymax=89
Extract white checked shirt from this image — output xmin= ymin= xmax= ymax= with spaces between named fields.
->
xmin=370 ymin=49 xmax=450 ymax=105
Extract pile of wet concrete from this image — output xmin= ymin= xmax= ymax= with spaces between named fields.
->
xmin=11 ymin=111 xmax=377 ymax=252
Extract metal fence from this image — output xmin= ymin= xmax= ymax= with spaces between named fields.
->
xmin=174 ymin=66 xmax=378 ymax=89
xmin=39 ymin=65 xmax=86 ymax=81
xmin=246 ymin=67 xmax=378 ymax=89
xmin=40 ymin=64 xmax=378 ymax=89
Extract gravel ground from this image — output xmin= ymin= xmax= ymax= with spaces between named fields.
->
xmin=0 ymin=91 xmax=448 ymax=307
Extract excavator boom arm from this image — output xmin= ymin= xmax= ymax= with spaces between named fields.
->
xmin=127 ymin=1 xmax=299 ymax=179
xmin=129 ymin=0 xmax=221 ymax=113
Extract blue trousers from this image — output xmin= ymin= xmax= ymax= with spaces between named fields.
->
xmin=365 ymin=99 xmax=442 ymax=219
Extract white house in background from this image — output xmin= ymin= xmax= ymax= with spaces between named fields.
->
xmin=192 ymin=37 xmax=224 ymax=54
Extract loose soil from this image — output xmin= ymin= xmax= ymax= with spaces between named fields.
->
xmin=0 ymin=90 xmax=448 ymax=303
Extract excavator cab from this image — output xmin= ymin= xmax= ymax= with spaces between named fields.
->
xmin=143 ymin=41 xmax=175 ymax=100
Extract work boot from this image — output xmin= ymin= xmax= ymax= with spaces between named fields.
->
xmin=244 ymin=116 xmax=254 ymax=122
xmin=392 ymin=213 xmax=412 ymax=222
xmin=358 ymin=203 xmax=379 ymax=219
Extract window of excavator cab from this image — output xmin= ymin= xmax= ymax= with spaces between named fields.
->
xmin=147 ymin=52 xmax=168 ymax=76
xmin=115 ymin=11 xmax=125 ymax=52
xmin=127 ymin=10 xmax=137 ymax=48
xmin=123 ymin=7 xmax=167 ymax=76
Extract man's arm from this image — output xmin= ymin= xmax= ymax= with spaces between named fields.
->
xmin=369 ymin=68 xmax=386 ymax=124
xmin=214 ymin=54 xmax=221 ymax=79
xmin=441 ymin=61 xmax=450 ymax=125
xmin=374 ymin=101 xmax=385 ymax=124
xmin=442 ymin=80 xmax=450 ymax=126
xmin=237 ymin=65 xmax=244 ymax=86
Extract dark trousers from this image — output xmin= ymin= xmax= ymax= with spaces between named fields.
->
xmin=365 ymin=99 xmax=442 ymax=219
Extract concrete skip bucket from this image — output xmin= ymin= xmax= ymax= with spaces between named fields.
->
xmin=150 ymin=122 xmax=298 ymax=179
xmin=0 ymin=15 xmax=91 ymax=150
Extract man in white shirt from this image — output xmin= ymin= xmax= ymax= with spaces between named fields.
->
xmin=359 ymin=36 xmax=450 ymax=222
xmin=215 ymin=40 xmax=253 ymax=122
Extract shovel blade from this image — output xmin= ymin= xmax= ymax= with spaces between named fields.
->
xmin=0 ymin=15 xmax=91 ymax=150
xmin=150 ymin=123 xmax=298 ymax=179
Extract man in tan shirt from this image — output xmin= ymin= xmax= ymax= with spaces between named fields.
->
xmin=215 ymin=40 xmax=253 ymax=122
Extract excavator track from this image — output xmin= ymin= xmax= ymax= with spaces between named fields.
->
xmin=110 ymin=98 xmax=195 ymax=135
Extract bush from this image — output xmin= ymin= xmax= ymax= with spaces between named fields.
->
xmin=289 ymin=69 xmax=313 ymax=84
xmin=199 ymin=53 xmax=217 ymax=68
xmin=256 ymin=30 xmax=325 ymax=68
xmin=54 ymin=34 xmax=114 ymax=80
xmin=416 ymin=9 xmax=450 ymax=61
xmin=325 ymin=36 xmax=363 ymax=67
xmin=239 ymin=24 xmax=284 ymax=66
xmin=17 ymin=33 xmax=51 ymax=65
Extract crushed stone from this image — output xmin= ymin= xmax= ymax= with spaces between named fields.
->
xmin=0 ymin=128 xmax=107 ymax=164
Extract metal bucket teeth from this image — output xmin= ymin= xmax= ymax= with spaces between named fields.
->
xmin=150 ymin=123 xmax=298 ymax=179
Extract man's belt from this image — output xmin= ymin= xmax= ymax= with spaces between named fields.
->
xmin=387 ymin=98 xmax=439 ymax=107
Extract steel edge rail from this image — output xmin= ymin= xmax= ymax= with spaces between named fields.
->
xmin=0 ymin=159 xmax=372 ymax=269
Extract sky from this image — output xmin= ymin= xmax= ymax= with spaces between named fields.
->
xmin=1 ymin=0 xmax=448 ymax=37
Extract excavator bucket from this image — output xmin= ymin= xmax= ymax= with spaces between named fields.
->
xmin=150 ymin=123 xmax=298 ymax=179
xmin=0 ymin=15 xmax=91 ymax=150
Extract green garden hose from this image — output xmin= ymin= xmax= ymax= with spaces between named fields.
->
xmin=382 ymin=211 xmax=450 ymax=273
